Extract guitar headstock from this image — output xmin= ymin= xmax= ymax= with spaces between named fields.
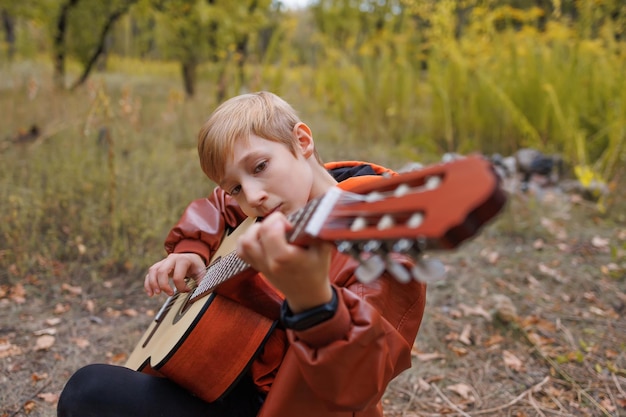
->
xmin=291 ymin=155 xmax=508 ymax=284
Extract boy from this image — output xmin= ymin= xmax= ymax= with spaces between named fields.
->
xmin=58 ymin=91 xmax=426 ymax=417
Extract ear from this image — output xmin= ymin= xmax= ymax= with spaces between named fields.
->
xmin=293 ymin=122 xmax=315 ymax=158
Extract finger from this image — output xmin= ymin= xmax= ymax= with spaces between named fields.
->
xmin=236 ymin=222 xmax=265 ymax=264
xmin=153 ymin=259 xmax=175 ymax=296
xmin=171 ymin=259 xmax=193 ymax=293
xmin=258 ymin=214 xmax=296 ymax=261
xmin=144 ymin=260 xmax=166 ymax=296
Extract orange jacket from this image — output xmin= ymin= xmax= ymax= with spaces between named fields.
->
xmin=164 ymin=161 xmax=427 ymax=417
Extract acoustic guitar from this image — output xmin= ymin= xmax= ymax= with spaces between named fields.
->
xmin=125 ymin=155 xmax=507 ymax=403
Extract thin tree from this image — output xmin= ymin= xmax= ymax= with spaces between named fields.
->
xmin=70 ymin=1 xmax=137 ymax=90
xmin=53 ymin=0 xmax=80 ymax=89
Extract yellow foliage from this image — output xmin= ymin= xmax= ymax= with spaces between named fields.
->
xmin=574 ymin=165 xmax=608 ymax=212
xmin=574 ymin=165 xmax=603 ymax=189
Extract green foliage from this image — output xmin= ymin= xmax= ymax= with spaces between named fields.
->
xmin=63 ymin=1 xmax=126 ymax=64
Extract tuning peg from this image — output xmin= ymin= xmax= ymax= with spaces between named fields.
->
xmin=361 ymin=239 xmax=384 ymax=254
xmin=425 ymin=175 xmax=442 ymax=190
xmin=411 ymin=258 xmax=446 ymax=283
xmin=355 ymin=254 xmax=385 ymax=283
xmin=392 ymin=238 xmax=422 ymax=259
xmin=365 ymin=191 xmax=384 ymax=202
xmin=407 ymin=213 xmax=424 ymax=229
xmin=336 ymin=240 xmax=362 ymax=260
xmin=385 ymin=258 xmax=412 ymax=283
xmin=355 ymin=240 xmax=390 ymax=283
xmin=394 ymin=183 xmax=411 ymax=197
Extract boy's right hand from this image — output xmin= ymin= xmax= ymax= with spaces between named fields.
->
xmin=144 ymin=253 xmax=205 ymax=297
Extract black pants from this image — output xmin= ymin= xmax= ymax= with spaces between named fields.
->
xmin=57 ymin=364 xmax=264 ymax=417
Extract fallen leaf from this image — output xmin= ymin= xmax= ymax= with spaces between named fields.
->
xmin=77 ymin=243 xmax=86 ymax=255
xmin=10 ymin=283 xmax=26 ymax=304
xmin=605 ymin=349 xmax=619 ymax=359
xmin=503 ymin=350 xmax=525 ymax=372
xmin=599 ymin=398 xmax=616 ymax=412
xmin=446 ymin=383 xmax=475 ymax=401
xmin=71 ymin=337 xmax=90 ymax=349
xmin=484 ymin=334 xmax=505 ymax=347
xmin=526 ymin=331 xmax=555 ymax=347
xmin=458 ymin=303 xmax=492 ymax=321
xmin=540 ymin=217 xmax=567 ymax=240
xmin=538 ymin=263 xmax=567 ymax=283
xmin=38 ymin=392 xmax=59 ymax=403
xmin=591 ymin=236 xmax=609 ymax=248
xmin=31 ymin=372 xmax=48 ymax=381
xmin=34 ymin=335 xmax=55 ymax=351
xmin=449 ymin=345 xmax=468 ymax=356
xmin=108 ymin=352 xmax=127 ymax=363
xmin=54 ymin=303 xmax=70 ymax=314
xmin=61 ymin=283 xmax=82 ymax=295
xmin=413 ymin=351 xmax=445 ymax=362
xmin=0 ymin=339 xmax=23 ymax=358
xmin=23 ymin=400 xmax=36 ymax=413
xmin=84 ymin=299 xmax=95 ymax=313
xmin=526 ymin=274 xmax=541 ymax=287
xmin=34 ymin=327 xmax=57 ymax=336
xmin=492 ymin=294 xmax=518 ymax=323
xmin=480 ymin=248 xmax=499 ymax=263
xmin=45 ymin=318 xmax=62 ymax=326
xmin=416 ymin=378 xmax=431 ymax=392
xmin=458 ymin=324 xmax=472 ymax=345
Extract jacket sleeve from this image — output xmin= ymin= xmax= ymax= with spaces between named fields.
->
xmin=286 ymin=251 xmax=427 ymax=411
xmin=163 ymin=187 xmax=248 ymax=264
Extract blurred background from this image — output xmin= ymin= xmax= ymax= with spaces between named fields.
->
xmin=1 ymin=0 xmax=624 ymax=280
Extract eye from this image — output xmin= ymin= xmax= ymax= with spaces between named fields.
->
xmin=254 ymin=160 xmax=267 ymax=174
xmin=228 ymin=185 xmax=242 ymax=196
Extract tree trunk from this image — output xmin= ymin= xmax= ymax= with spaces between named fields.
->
xmin=53 ymin=0 xmax=80 ymax=90
xmin=70 ymin=3 xmax=135 ymax=90
xmin=1 ymin=9 xmax=16 ymax=60
xmin=181 ymin=58 xmax=197 ymax=98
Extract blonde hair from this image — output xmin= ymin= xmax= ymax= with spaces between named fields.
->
xmin=198 ymin=91 xmax=321 ymax=183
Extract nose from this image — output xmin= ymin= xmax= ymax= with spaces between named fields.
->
xmin=242 ymin=180 xmax=267 ymax=209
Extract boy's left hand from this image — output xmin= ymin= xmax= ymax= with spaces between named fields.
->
xmin=236 ymin=212 xmax=334 ymax=313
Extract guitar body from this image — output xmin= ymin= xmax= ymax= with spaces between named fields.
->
xmin=125 ymin=217 xmax=275 ymax=403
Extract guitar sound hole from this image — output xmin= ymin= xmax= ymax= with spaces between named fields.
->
xmin=174 ymin=291 xmax=215 ymax=325
xmin=174 ymin=291 xmax=195 ymax=324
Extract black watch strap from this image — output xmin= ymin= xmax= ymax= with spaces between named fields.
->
xmin=280 ymin=288 xmax=338 ymax=331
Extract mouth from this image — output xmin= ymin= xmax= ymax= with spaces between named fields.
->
xmin=262 ymin=204 xmax=283 ymax=217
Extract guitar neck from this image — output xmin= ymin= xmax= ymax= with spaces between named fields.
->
xmin=188 ymin=155 xmax=507 ymax=296
xmin=190 ymin=192 xmax=332 ymax=300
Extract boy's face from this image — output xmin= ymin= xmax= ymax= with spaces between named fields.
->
xmin=219 ymin=134 xmax=316 ymax=218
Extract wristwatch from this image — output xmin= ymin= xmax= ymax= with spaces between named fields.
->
xmin=280 ymin=288 xmax=338 ymax=331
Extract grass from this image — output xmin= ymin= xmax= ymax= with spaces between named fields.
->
xmin=0 ymin=61 xmax=211 ymax=281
